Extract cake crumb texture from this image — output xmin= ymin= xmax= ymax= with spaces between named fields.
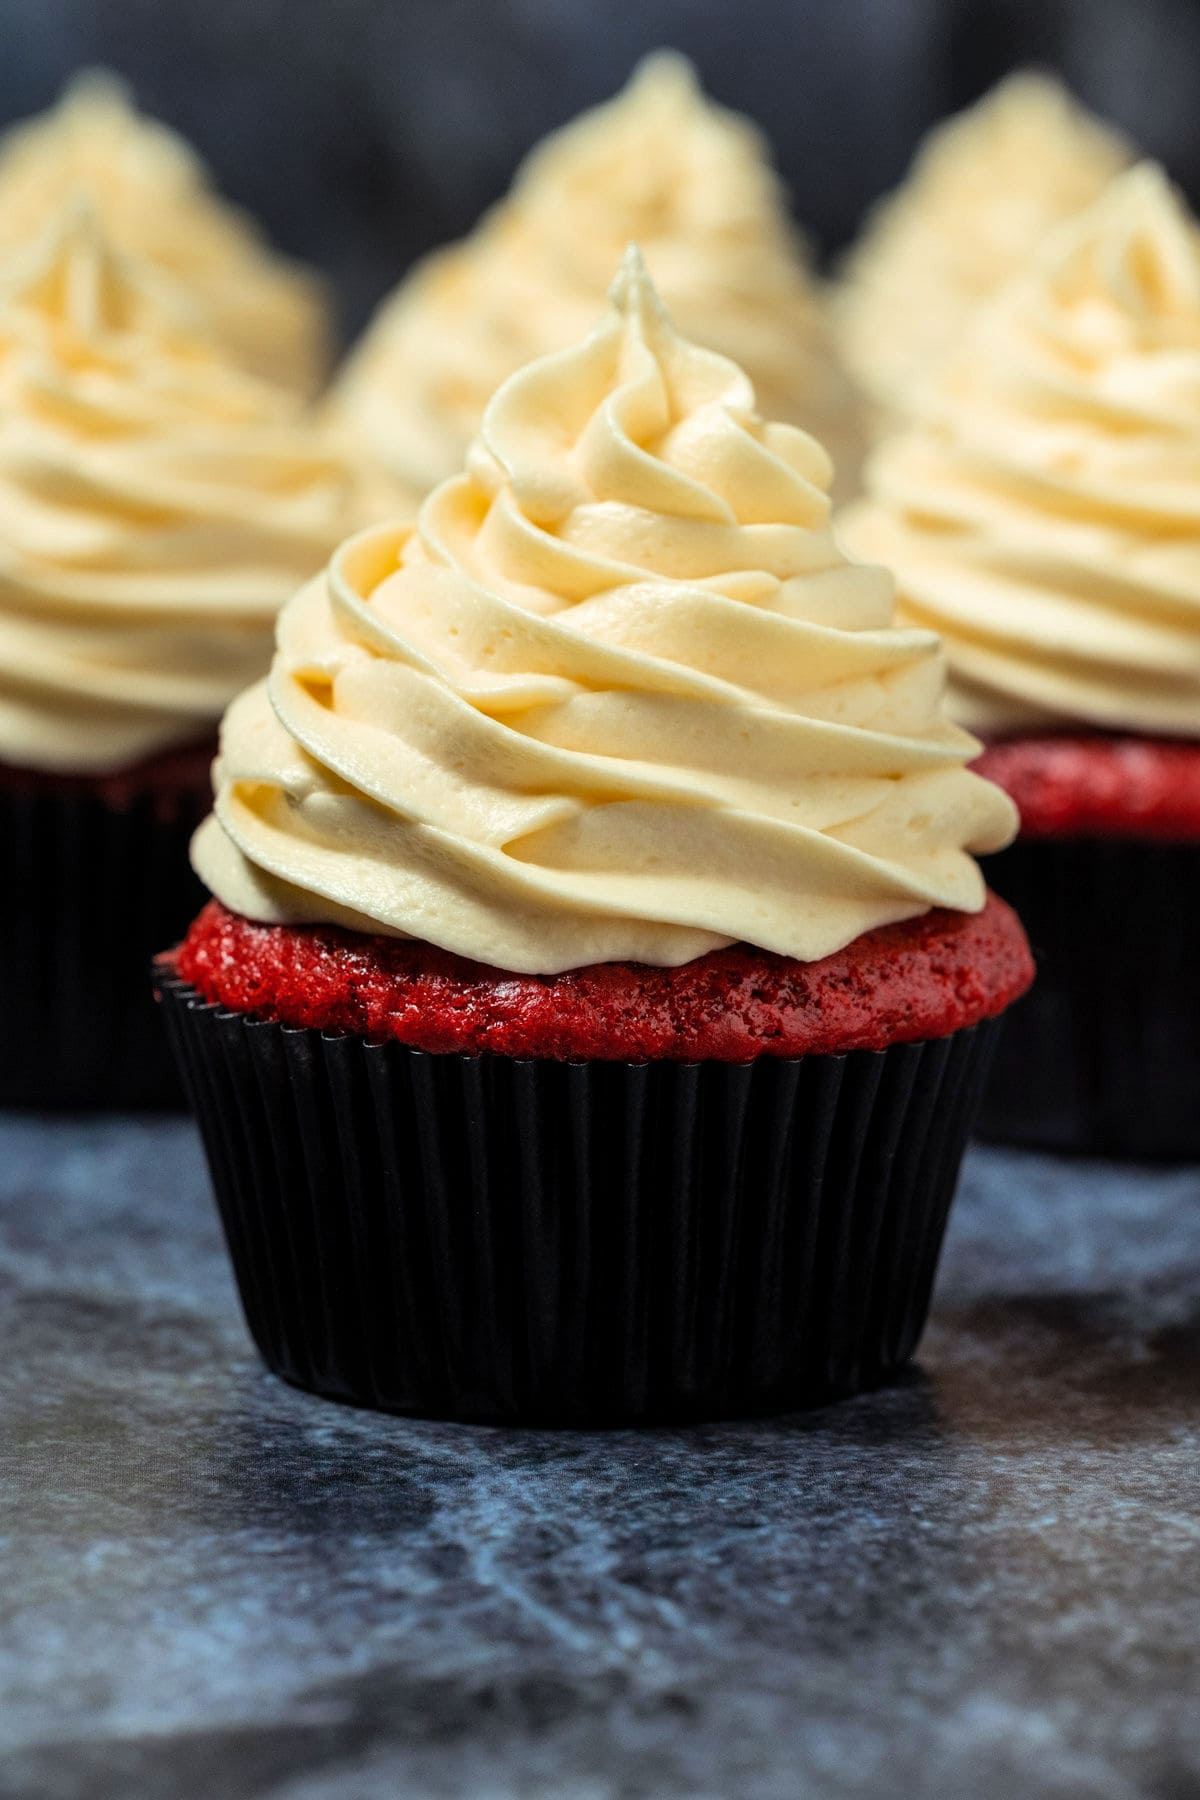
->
xmin=168 ymin=894 xmax=1033 ymax=1062
xmin=975 ymin=735 xmax=1200 ymax=840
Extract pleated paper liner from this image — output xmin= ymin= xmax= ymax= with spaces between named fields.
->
xmin=158 ymin=971 xmax=1002 ymax=1424
xmin=977 ymin=837 xmax=1199 ymax=1159
xmin=1 ymin=782 xmax=207 ymax=1108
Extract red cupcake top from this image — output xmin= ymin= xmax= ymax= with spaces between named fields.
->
xmin=169 ymin=890 xmax=1032 ymax=1062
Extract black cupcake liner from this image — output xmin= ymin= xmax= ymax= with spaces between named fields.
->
xmin=158 ymin=972 xmax=1002 ymax=1423
xmin=977 ymin=837 xmax=1200 ymax=1159
xmin=0 ymin=782 xmax=207 ymax=1108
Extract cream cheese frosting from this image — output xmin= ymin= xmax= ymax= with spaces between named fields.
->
xmin=0 ymin=205 xmax=365 ymax=775
xmin=332 ymin=52 xmax=864 ymax=512
xmin=194 ymin=249 xmax=1014 ymax=973
xmin=834 ymin=71 xmax=1133 ymax=429
xmin=841 ymin=164 xmax=1200 ymax=739
xmin=0 ymin=71 xmax=329 ymax=392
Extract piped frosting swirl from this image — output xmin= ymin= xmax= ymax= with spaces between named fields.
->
xmin=196 ymin=251 xmax=1014 ymax=973
xmin=835 ymin=71 xmax=1132 ymax=428
xmin=332 ymin=53 xmax=863 ymax=510
xmin=842 ymin=164 xmax=1200 ymax=738
xmin=0 ymin=71 xmax=328 ymax=391
xmin=0 ymin=206 xmax=364 ymax=774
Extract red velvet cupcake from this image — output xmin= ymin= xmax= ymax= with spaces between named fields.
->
xmin=158 ymin=256 xmax=1028 ymax=1421
xmin=0 ymin=206 xmax=364 ymax=1106
xmin=843 ymin=168 xmax=1200 ymax=1158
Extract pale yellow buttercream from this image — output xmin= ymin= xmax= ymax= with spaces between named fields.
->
xmin=332 ymin=52 xmax=864 ymax=511
xmin=0 ymin=71 xmax=329 ymax=392
xmin=195 ymin=251 xmax=1013 ymax=972
xmin=834 ymin=70 xmax=1133 ymax=430
xmin=0 ymin=205 xmax=365 ymax=774
xmin=842 ymin=164 xmax=1200 ymax=738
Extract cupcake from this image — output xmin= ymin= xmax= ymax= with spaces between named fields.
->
xmin=0 ymin=70 xmax=329 ymax=393
xmin=158 ymin=249 xmax=1027 ymax=1422
xmin=842 ymin=165 xmax=1200 ymax=1158
xmin=331 ymin=52 xmax=864 ymax=512
xmin=0 ymin=205 xmax=365 ymax=1106
xmin=834 ymin=70 xmax=1132 ymax=435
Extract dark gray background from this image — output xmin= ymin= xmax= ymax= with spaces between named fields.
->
xmin=2 ymin=0 xmax=1197 ymax=342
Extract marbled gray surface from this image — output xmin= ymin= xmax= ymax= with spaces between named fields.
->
xmin=1 ymin=1119 xmax=1198 ymax=1800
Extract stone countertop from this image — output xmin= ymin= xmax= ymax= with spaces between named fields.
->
xmin=1 ymin=1119 xmax=1198 ymax=1800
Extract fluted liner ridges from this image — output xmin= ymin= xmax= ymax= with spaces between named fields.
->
xmin=159 ymin=976 xmax=1001 ymax=1423
xmin=1 ymin=785 xmax=206 ymax=1107
xmin=977 ymin=837 xmax=1199 ymax=1159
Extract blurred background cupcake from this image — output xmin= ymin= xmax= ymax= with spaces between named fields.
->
xmin=330 ymin=52 xmax=866 ymax=511
xmin=9 ymin=0 xmax=1193 ymax=356
xmin=832 ymin=70 xmax=1133 ymax=438
xmin=842 ymin=165 xmax=1200 ymax=1158
xmin=0 ymin=71 xmax=330 ymax=393
xmin=159 ymin=253 xmax=1029 ymax=1423
xmin=0 ymin=0 xmax=1195 ymax=1146
xmin=0 ymin=202 xmax=367 ymax=1107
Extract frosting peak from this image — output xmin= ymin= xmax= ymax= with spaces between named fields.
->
xmin=1048 ymin=163 xmax=1200 ymax=328
xmin=0 ymin=71 xmax=328 ymax=390
xmin=462 ymin=243 xmax=830 ymax=569
xmin=0 ymin=207 xmax=364 ymax=774
xmin=834 ymin=70 xmax=1133 ymax=425
xmin=331 ymin=54 xmax=863 ymax=511
xmin=842 ymin=163 xmax=1200 ymax=738
xmin=2 ymin=199 xmax=202 ymax=350
xmin=195 ymin=259 xmax=1013 ymax=973
xmin=607 ymin=241 xmax=669 ymax=332
xmin=508 ymin=56 xmax=795 ymax=280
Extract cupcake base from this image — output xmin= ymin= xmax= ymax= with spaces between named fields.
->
xmin=975 ymin=836 xmax=1199 ymax=1160
xmin=157 ymin=970 xmax=1002 ymax=1424
xmin=0 ymin=745 xmax=212 ymax=1109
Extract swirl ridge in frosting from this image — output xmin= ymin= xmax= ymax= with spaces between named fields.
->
xmin=842 ymin=163 xmax=1200 ymax=739
xmin=196 ymin=249 xmax=1014 ymax=973
xmin=0 ymin=204 xmax=364 ymax=773
xmin=332 ymin=52 xmax=863 ymax=511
